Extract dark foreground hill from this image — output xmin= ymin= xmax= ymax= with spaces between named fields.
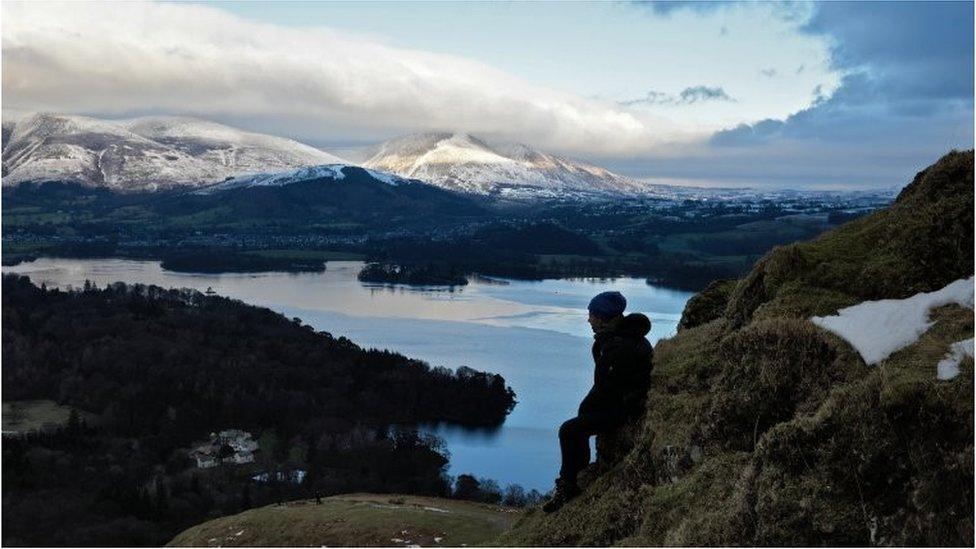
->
xmin=497 ymin=150 xmax=974 ymax=545
xmin=167 ymin=493 xmax=520 ymax=547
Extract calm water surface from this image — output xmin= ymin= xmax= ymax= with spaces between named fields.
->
xmin=5 ymin=258 xmax=693 ymax=491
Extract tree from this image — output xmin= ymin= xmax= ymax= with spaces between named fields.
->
xmin=502 ymin=484 xmax=526 ymax=507
xmin=241 ymin=484 xmax=252 ymax=511
xmin=453 ymin=474 xmax=480 ymax=500
xmin=478 ymin=478 xmax=502 ymax=504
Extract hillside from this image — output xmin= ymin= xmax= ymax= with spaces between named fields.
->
xmin=497 ymin=150 xmax=974 ymax=545
xmin=3 ymin=165 xmax=488 ymax=240
xmin=167 ymin=494 xmax=521 ymax=547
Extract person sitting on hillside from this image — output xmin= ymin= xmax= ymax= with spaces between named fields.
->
xmin=542 ymin=291 xmax=653 ymax=513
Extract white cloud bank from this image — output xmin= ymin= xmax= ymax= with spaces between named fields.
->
xmin=2 ymin=1 xmax=689 ymax=156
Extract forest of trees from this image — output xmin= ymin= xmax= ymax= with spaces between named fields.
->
xmin=1 ymin=275 xmax=518 ymax=546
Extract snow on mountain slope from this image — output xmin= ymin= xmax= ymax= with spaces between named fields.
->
xmin=2 ymin=113 xmax=226 ymax=191
xmin=123 ymin=116 xmax=347 ymax=174
xmin=2 ymin=121 xmax=15 ymax=150
xmin=363 ymin=132 xmax=667 ymax=200
xmin=194 ymin=164 xmax=407 ymax=194
xmin=2 ymin=113 xmax=347 ymax=192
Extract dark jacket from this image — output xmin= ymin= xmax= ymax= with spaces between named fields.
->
xmin=578 ymin=313 xmax=653 ymax=416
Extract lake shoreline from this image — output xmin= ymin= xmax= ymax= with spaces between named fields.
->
xmin=3 ymin=257 xmax=693 ymax=491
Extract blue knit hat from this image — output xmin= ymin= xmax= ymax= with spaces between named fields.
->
xmin=588 ymin=291 xmax=627 ymax=319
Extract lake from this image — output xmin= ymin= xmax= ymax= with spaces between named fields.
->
xmin=4 ymin=257 xmax=693 ymax=491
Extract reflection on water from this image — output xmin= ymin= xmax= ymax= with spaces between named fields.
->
xmin=4 ymin=257 xmax=693 ymax=490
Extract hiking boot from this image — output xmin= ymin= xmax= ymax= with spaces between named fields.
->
xmin=542 ymin=478 xmax=580 ymax=513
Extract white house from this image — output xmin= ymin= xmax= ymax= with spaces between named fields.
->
xmin=189 ymin=429 xmax=259 ymax=468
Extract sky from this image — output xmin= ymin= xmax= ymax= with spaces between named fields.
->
xmin=2 ymin=0 xmax=972 ymax=189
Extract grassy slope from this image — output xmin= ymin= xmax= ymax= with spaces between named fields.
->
xmin=499 ymin=150 xmax=974 ymax=546
xmin=1 ymin=399 xmax=92 ymax=432
xmin=167 ymin=494 xmax=521 ymax=547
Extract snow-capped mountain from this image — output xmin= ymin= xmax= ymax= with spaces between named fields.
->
xmin=1 ymin=113 xmax=347 ymax=192
xmin=363 ymin=132 xmax=668 ymax=200
xmin=2 ymin=113 xmax=225 ymax=191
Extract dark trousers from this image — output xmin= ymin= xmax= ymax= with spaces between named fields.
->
xmin=558 ymin=411 xmax=623 ymax=482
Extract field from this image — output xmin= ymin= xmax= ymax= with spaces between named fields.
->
xmin=244 ymin=249 xmax=365 ymax=261
xmin=2 ymin=399 xmax=87 ymax=433
xmin=166 ymin=493 xmax=521 ymax=547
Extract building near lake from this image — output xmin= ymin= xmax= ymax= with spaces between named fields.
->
xmin=189 ymin=429 xmax=259 ymax=468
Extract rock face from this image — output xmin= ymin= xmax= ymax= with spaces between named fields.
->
xmin=499 ymin=150 xmax=974 ymax=546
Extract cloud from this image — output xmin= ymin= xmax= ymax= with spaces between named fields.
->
xmin=636 ymin=1 xmax=729 ymax=16
xmin=1 ymin=1 xmax=682 ymax=156
xmin=713 ymin=1 xmax=973 ymax=146
xmin=620 ymin=85 xmax=736 ymax=106
xmin=701 ymin=1 xmax=972 ymax=188
xmin=760 ymin=68 xmax=778 ymax=78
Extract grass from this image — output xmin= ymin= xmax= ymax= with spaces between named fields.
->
xmin=2 ymin=399 xmax=91 ymax=433
xmin=167 ymin=493 xmax=521 ymax=547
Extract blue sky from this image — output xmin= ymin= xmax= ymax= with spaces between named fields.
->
xmin=3 ymin=0 xmax=972 ymax=189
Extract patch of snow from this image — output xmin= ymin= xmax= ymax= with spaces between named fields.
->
xmin=196 ymin=164 xmax=409 ymax=194
xmin=363 ymin=168 xmax=405 ymax=186
xmin=434 ymin=536 xmax=444 ymax=543
xmin=368 ymin=503 xmax=404 ymax=510
xmin=811 ymin=277 xmax=975 ymax=365
xmin=197 ymin=164 xmax=348 ymax=194
xmin=937 ymin=338 xmax=974 ymax=380
xmin=423 ymin=506 xmax=450 ymax=513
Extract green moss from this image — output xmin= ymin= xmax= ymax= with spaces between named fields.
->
xmin=677 ymin=279 xmax=737 ymax=330
xmin=704 ymin=318 xmax=861 ymax=452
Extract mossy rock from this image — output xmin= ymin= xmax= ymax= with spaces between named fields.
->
xmin=678 ymin=278 xmax=736 ymax=331
xmin=704 ymin=318 xmax=861 ymax=452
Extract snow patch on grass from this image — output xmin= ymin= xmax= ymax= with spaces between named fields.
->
xmin=937 ymin=338 xmax=974 ymax=380
xmin=811 ymin=277 xmax=974 ymax=366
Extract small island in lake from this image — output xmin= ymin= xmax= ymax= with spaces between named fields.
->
xmin=358 ymin=262 xmax=468 ymax=286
